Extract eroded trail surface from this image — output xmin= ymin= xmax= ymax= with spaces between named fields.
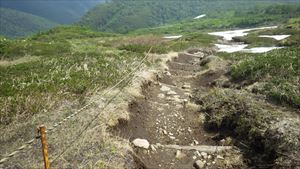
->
xmin=115 ymin=50 xmax=241 ymax=169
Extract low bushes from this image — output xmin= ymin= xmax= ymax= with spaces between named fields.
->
xmin=230 ymin=47 xmax=300 ymax=108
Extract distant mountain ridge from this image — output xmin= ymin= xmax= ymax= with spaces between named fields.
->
xmin=0 ymin=0 xmax=104 ymax=24
xmin=0 ymin=0 xmax=104 ymax=37
xmin=0 ymin=8 xmax=58 ymax=38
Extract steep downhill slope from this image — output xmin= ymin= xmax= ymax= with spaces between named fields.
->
xmin=0 ymin=0 xmax=104 ymax=24
xmin=0 ymin=8 xmax=58 ymax=38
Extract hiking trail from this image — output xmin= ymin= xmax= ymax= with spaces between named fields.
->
xmin=115 ymin=49 xmax=243 ymax=169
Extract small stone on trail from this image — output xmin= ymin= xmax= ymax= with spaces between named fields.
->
xmin=196 ymin=151 xmax=201 ymax=157
xmin=160 ymin=86 xmax=171 ymax=92
xmin=150 ymin=145 xmax=157 ymax=152
xmin=132 ymin=138 xmax=150 ymax=149
xmin=164 ymin=71 xmax=172 ymax=76
xmin=167 ymin=91 xmax=177 ymax=95
xmin=217 ymin=155 xmax=224 ymax=160
xmin=182 ymin=84 xmax=191 ymax=89
xmin=193 ymin=156 xmax=197 ymax=160
xmin=185 ymin=93 xmax=191 ymax=97
xmin=200 ymin=152 xmax=208 ymax=159
xmin=163 ymin=130 xmax=168 ymax=135
xmin=170 ymin=136 xmax=176 ymax=140
xmin=193 ymin=140 xmax=199 ymax=145
xmin=176 ymin=150 xmax=186 ymax=159
xmin=173 ymin=95 xmax=180 ymax=98
xmin=220 ymin=139 xmax=225 ymax=144
xmin=173 ymin=97 xmax=182 ymax=103
xmin=158 ymin=107 xmax=164 ymax=111
xmin=158 ymin=93 xmax=165 ymax=99
xmin=156 ymin=143 xmax=162 ymax=147
xmin=194 ymin=160 xmax=205 ymax=169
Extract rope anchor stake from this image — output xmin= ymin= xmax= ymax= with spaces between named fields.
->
xmin=38 ymin=125 xmax=50 ymax=169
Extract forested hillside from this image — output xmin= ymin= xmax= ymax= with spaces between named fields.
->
xmin=80 ymin=0 xmax=300 ymax=33
xmin=131 ymin=4 xmax=300 ymax=35
xmin=0 ymin=0 xmax=104 ymax=24
xmin=0 ymin=8 xmax=58 ymax=38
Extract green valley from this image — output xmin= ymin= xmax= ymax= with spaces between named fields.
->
xmin=0 ymin=8 xmax=58 ymax=38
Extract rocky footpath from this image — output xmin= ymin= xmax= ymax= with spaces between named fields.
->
xmin=114 ymin=49 xmax=246 ymax=169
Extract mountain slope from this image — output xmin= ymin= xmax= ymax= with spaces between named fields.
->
xmin=0 ymin=0 xmax=104 ymax=24
xmin=79 ymin=0 xmax=300 ymax=33
xmin=0 ymin=8 xmax=58 ymax=38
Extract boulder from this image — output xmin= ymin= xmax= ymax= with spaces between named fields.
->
xmin=132 ymin=139 xmax=150 ymax=149
xmin=194 ymin=160 xmax=205 ymax=169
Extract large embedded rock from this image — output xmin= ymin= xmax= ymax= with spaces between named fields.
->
xmin=132 ymin=139 xmax=150 ymax=149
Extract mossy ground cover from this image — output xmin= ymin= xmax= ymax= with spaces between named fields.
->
xmin=0 ymin=26 xmax=144 ymax=125
xmin=230 ymin=47 xmax=300 ymax=108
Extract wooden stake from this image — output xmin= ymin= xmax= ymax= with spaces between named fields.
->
xmin=39 ymin=125 xmax=50 ymax=169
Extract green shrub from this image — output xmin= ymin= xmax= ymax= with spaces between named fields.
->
xmin=0 ymin=39 xmax=71 ymax=60
xmin=30 ymin=26 xmax=118 ymax=42
xmin=230 ymin=47 xmax=300 ymax=107
xmin=118 ymin=44 xmax=167 ymax=54
xmin=0 ymin=26 xmax=143 ymax=125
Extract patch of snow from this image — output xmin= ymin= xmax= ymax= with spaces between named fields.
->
xmin=211 ymin=26 xmax=284 ymax=54
xmin=215 ymin=44 xmax=284 ymax=53
xmin=164 ymin=35 xmax=182 ymax=39
xmin=194 ymin=14 xmax=206 ymax=19
xmin=209 ymin=26 xmax=277 ymax=41
xmin=215 ymin=44 xmax=248 ymax=53
xmin=243 ymin=47 xmax=284 ymax=53
xmin=258 ymin=35 xmax=290 ymax=41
